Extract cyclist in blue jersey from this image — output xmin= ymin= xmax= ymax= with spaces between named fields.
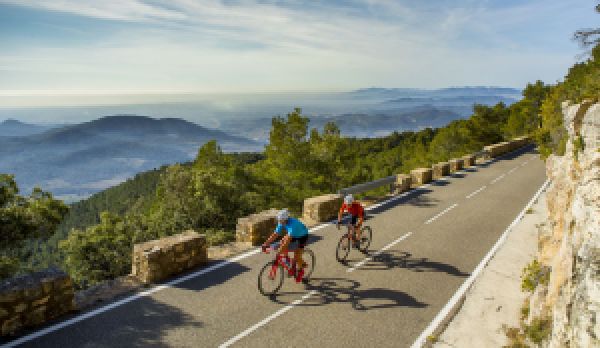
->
xmin=262 ymin=209 xmax=309 ymax=282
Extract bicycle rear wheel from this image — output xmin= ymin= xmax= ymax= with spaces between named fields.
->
xmin=301 ymin=248 xmax=316 ymax=281
xmin=258 ymin=261 xmax=284 ymax=296
xmin=359 ymin=225 xmax=373 ymax=252
xmin=336 ymin=234 xmax=351 ymax=262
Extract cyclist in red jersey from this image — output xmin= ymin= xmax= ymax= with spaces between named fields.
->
xmin=337 ymin=194 xmax=364 ymax=248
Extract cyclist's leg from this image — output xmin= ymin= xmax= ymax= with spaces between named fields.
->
xmin=351 ymin=216 xmax=360 ymax=245
xmin=293 ymin=235 xmax=308 ymax=269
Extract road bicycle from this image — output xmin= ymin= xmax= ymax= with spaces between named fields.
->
xmin=258 ymin=241 xmax=315 ymax=296
xmin=336 ymin=222 xmax=373 ymax=262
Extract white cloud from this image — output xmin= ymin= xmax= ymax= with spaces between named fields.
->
xmin=0 ymin=0 xmax=595 ymax=99
xmin=1 ymin=0 xmax=187 ymax=21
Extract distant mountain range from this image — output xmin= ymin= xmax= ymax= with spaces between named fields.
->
xmin=348 ymin=86 xmax=521 ymax=99
xmin=221 ymin=105 xmax=462 ymax=140
xmin=0 ymin=119 xmax=55 ymax=136
xmin=0 ymin=86 xmax=522 ymax=200
xmin=219 ymin=87 xmax=521 ymax=141
xmin=0 ymin=115 xmax=261 ymax=201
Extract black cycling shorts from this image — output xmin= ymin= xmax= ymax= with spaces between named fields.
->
xmin=350 ymin=215 xmax=360 ymax=226
xmin=291 ymin=235 xmax=308 ymax=248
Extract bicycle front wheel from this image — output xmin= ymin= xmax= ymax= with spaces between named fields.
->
xmin=359 ymin=226 xmax=373 ymax=252
xmin=336 ymin=234 xmax=351 ymax=262
xmin=301 ymin=248 xmax=316 ymax=281
xmin=258 ymin=261 xmax=284 ymax=296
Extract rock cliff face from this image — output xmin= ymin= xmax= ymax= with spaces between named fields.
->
xmin=535 ymin=101 xmax=599 ymax=347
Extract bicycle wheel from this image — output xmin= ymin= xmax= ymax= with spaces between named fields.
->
xmin=301 ymin=248 xmax=316 ymax=281
xmin=258 ymin=261 xmax=284 ymax=296
xmin=336 ymin=234 xmax=351 ymax=262
xmin=359 ymin=226 xmax=373 ymax=252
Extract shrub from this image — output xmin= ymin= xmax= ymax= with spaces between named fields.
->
xmin=521 ymin=259 xmax=550 ymax=292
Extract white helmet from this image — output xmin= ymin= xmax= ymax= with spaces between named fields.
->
xmin=276 ymin=209 xmax=289 ymax=222
xmin=344 ymin=194 xmax=354 ymax=204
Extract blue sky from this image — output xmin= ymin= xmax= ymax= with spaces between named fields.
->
xmin=0 ymin=0 xmax=597 ymax=105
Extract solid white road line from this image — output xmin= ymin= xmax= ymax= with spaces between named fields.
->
xmin=347 ymin=232 xmax=413 ymax=273
xmin=410 ymin=179 xmax=550 ymax=348
xmin=466 ymin=186 xmax=486 ymax=199
xmin=7 ymin=145 xmax=535 ymax=347
xmin=219 ymin=290 xmax=318 ymax=348
xmin=2 ymin=183 xmax=429 ymax=347
xmin=0 ymin=247 xmax=262 ymax=348
xmin=424 ymin=203 xmax=458 ymax=225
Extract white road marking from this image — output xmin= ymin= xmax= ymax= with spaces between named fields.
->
xmin=466 ymin=186 xmax=486 ymax=199
xmin=219 ymin=290 xmax=318 ymax=348
xmin=507 ymin=166 xmax=518 ymax=174
xmin=8 ymin=144 xmax=536 ymax=347
xmin=490 ymin=173 xmax=505 ymax=184
xmin=347 ymin=232 xmax=413 ymax=273
xmin=410 ymin=179 xmax=550 ymax=348
xmin=424 ymin=203 xmax=458 ymax=225
xmin=0 ymin=247 xmax=262 ymax=348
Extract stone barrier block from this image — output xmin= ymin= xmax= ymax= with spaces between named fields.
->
xmin=462 ymin=154 xmax=476 ymax=167
xmin=0 ymin=268 xmax=75 ymax=336
xmin=449 ymin=158 xmax=464 ymax=172
xmin=236 ymin=209 xmax=278 ymax=246
xmin=303 ymin=194 xmax=343 ymax=225
xmin=410 ymin=168 xmax=433 ymax=187
xmin=432 ymin=162 xmax=450 ymax=179
xmin=394 ymin=174 xmax=412 ymax=193
xmin=132 ymin=231 xmax=207 ymax=284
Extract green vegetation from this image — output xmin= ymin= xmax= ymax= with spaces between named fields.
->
xmin=4 ymin=33 xmax=600 ymax=287
xmin=51 ymin=101 xmax=539 ymax=287
xmin=521 ymin=259 xmax=550 ymax=293
xmin=0 ymin=174 xmax=68 ymax=279
xmin=504 ymin=301 xmax=551 ymax=347
xmin=535 ymin=44 xmax=600 ymax=158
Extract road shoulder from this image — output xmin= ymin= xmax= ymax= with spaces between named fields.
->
xmin=433 ymin=191 xmax=548 ymax=347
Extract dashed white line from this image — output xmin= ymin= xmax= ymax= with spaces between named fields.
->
xmin=410 ymin=179 xmax=550 ymax=348
xmin=490 ymin=173 xmax=506 ymax=184
xmin=347 ymin=232 xmax=413 ymax=273
xmin=424 ymin=203 xmax=458 ymax=225
xmin=466 ymin=186 xmax=486 ymax=199
xmin=219 ymin=290 xmax=318 ymax=348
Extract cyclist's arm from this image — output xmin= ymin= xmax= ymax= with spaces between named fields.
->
xmin=263 ymin=232 xmax=279 ymax=248
xmin=338 ymin=203 xmax=346 ymax=223
xmin=262 ymin=224 xmax=283 ymax=248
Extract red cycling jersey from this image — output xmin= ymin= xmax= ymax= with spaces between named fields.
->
xmin=340 ymin=202 xmax=364 ymax=218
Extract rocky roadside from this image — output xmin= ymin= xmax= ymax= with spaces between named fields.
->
xmin=432 ymin=190 xmax=549 ymax=347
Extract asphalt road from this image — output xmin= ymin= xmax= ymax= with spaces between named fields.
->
xmin=3 ymin=146 xmax=547 ymax=348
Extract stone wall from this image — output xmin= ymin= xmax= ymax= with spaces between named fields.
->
xmin=302 ymin=194 xmax=343 ymax=225
xmin=132 ymin=231 xmax=208 ymax=284
xmin=530 ymin=102 xmax=599 ymax=347
xmin=236 ymin=209 xmax=278 ymax=246
xmin=449 ymin=158 xmax=464 ymax=172
xmin=462 ymin=154 xmax=476 ymax=167
xmin=483 ymin=136 xmax=532 ymax=159
xmin=394 ymin=174 xmax=412 ymax=194
xmin=410 ymin=168 xmax=433 ymax=187
xmin=0 ymin=269 xmax=75 ymax=336
xmin=432 ymin=162 xmax=450 ymax=179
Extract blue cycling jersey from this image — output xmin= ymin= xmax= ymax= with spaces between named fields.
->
xmin=275 ymin=217 xmax=309 ymax=238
